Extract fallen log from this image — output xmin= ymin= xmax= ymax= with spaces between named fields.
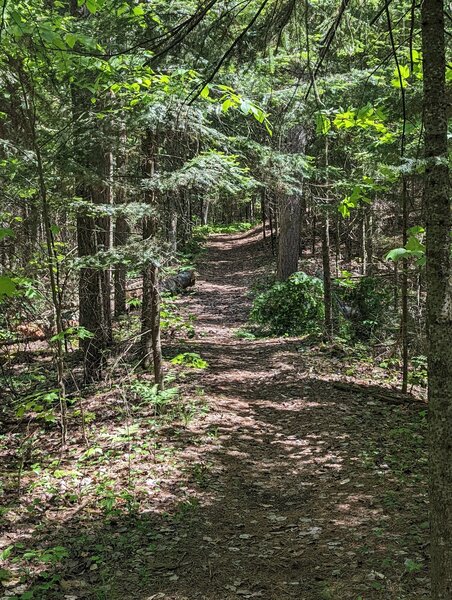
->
xmin=160 ymin=269 xmax=196 ymax=294
xmin=332 ymin=380 xmax=425 ymax=405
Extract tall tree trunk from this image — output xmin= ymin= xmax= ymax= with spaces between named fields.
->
xmin=311 ymin=211 xmax=316 ymax=256
xmin=114 ymin=121 xmax=129 ymax=317
xmin=71 ymin=0 xmax=108 ymax=381
xmin=77 ymin=211 xmax=105 ymax=382
xmin=168 ymin=195 xmax=178 ymax=254
xmin=98 ymin=145 xmax=113 ymax=345
xmin=140 ymin=132 xmax=156 ymax=369
xmin=364 ymin=205 xmax=373 ymax=276
xmin=401 ymin=177 xmax=409 ymax=393
xmin=201 ymin=198 xmax=210 ymax=225
xmin=422 ymin=2 xmax=452 ymax=598
xmin=277 ymin=194 xmax=301 ymax=280
xmin=140 ymin=131 xmax=164 ymax=388
xmin=322 ymin=214 xmax=333 ymax=339
xmin=150 ymin=264 xmax=164 ymax=389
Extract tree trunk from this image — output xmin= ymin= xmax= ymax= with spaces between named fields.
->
xmin=277 ymin=194 xmax=301 ymax=280
xmin=201 ymin=198 xmax=210 ymax=226
xmin=168 ymin=195 xmax=178 ymax=254
xmin=401 ymin=177 xmax=409 ymax=394
xmin=261 ymin=188 xmax=267 ymax=240
xmin=364 ymin=205 xmax=373 ymax=276
xmin=150 ymin=264 xmax=164 ymax=389
xmin=140 ymin=130 xmax=163 ymax=388
xmin=71 ymin=0 xmax=108 ymax=381
xmin=322 ymin=214 xmax=333 ymax=339
xmin=98 ymin=146 xmax=113 ymax=345
xmin=77 ymin=213 xmax=105 ymax=382
xmin=422 ymin=2 xmax=452 ymax=598
xmin=140 ymin=131 xmax=157 ymax=369
xmin=114 ymin=121 xmax=129 ymax=317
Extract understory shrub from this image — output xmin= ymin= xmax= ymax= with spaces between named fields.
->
xmin=335 ymin=275 xmax=393 ymax=340
xmin=249 ymin=272 xmax=324 ymax=336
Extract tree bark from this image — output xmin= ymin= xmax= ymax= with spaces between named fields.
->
xmin=277 ymin=194 xmax=301 ymax=280
xmin=71 ymin=0 xmax=108 ymax=381
xmin=140 ymin=130 xmax=164 ymax=388
xmin=322 ymin=214 xmax=333 ymax=339
xmin=422 ymin=2 xmax=452 ymax=598
xmin=114 ymin=121 xmax=129 ymax=317
xmin=401 ymin=177 xmax=409 ymax=394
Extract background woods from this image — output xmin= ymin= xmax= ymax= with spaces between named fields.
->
xmin=0 ymin=1 xmax=450 ymax=599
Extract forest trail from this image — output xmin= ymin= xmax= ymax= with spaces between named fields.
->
xmin=139 ymin=229 xmax=427 ymax=600
xmin=1 ymin=229 xmax=427 ymax=600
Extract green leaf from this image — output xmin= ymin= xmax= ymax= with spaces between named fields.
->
xmin=316 ymin=113 xmax=331 ymax=135
xmin=405 ymin=236 xmax=425 ymax=253
xmin=200 ymin=85 xmax=210 ymax=99
xmin=0 ymin=545 xmax=14 ymax=560
xmin=385 ymin=248 xmax=409 ymax=261
xmin=133 ymin=4 xmax=145 ymax=16
xmin=221 ymin=98 xmax=234 ymax=112
xmin=85 ymin=0 xmax=98 ymax=14
xmin=0 ymin=227 xmax=14 ymax=240
xmin=0 ymin=276 xmax=17 ymax=298
xmin=0 ymin=568 xmax=12 ymax=582
xmin=391 ymin=65 xmax=410 ymax=88
xmin=65 ymin=33 xmax=77 ymax=48
xmin=407 ymin=225 xmax=425 ymax=236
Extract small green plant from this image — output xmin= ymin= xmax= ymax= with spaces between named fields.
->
xmin=21 ymin=545 xmax=69 ymax=564
xmin=404 ymin=558 xmax=423 ymax=573
xmin=170 ymin=352 xmax=209 ymax=369
xmin=16 ymin=389 xmax=60 ymax=423
xmin=130 ymin=380 xmax=179 ymax=414
xmin=249 ymin=272 xmax=324 ymax=336
xmin=409 ymin=355 xmax=428 ymax=387
xmin=126 ymin=296 xmax=142 ymax=309
xmin=194 ymin=222 xmax=254 ymax=236
xmin=160 ymin=297 xmax=195 ymax=338
xmin=232 ymin=327 xmax=257 ymax=339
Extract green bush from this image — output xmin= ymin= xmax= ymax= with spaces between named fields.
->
xmin=336 ymin=275 xmax=392 ymax=340
xmin=249 ymin=272 xmax=324 ymax=336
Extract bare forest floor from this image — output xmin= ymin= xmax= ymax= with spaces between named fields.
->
xmin=1 ymin=228 xmax=429 ymax=600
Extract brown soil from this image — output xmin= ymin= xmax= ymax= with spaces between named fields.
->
xmin=0 ymin=228 xmax=429 ymax=600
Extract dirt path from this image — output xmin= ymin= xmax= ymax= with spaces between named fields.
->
xmin=136 ymin=229 xmax=428 ymax=600
xmin=2 ymin=229 xmax=427 ymax=600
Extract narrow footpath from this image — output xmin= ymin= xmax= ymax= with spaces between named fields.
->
xmin=138 ymin=228 xmax=428 ymax=600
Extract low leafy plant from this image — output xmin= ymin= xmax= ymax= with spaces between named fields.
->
xmin=194 ymin=222 xmax=254 ymax=236
xmin=170 ymin=352 xmax=209 ymax=369
xmin=160 ymin=297 xmax=196 ymax=338
xmin=232 ymin=327 xmax=257 ymax=340
xmin=129 ymin=380 xmax=179 ymax=413
xmin=409 ymin=355 xmax=428 ymax=387
xmin=335 ymin=275 xmax=393 ymax=340
xmin=16 ymin=389 xmax=60 ymax=423
xmin=249 ymin=272 xmax=324 ymax=336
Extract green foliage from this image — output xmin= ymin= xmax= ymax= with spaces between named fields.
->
xmin=170 ymin=352 xmax=209 ymax=369
xmin=16 ymin=390 xmax=60 ymax=423
xmin=409 ymin=355 xmax=428 ymax=388
xmin=129 ymin=380 xmax=179 ymax=414
xmin=22 ymin=545 xmax=68 ymax=564
xmin=337 ymin=276 xmax=393 ymax=340
xmin=250 ymin=272 xmax=324 ymax=336
xmin=0 ymin=276 xmax=17 ymax=299
xmin=386 ymin=226 xmax=426 ymax=266
xmin=194 ymin=222 xmax=254 ymax=236
xmin=161 ymin=298 xmax=196 ymax=338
